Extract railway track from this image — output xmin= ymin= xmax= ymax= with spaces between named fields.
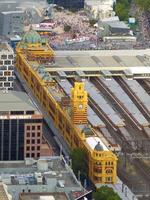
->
xmin=90 ymin=77 xmax=150 ymax=187
xmin=92 ymin=77 xmax=150 ymax=138
xmin=138 ymin=79 xmax=150 ymax=95
xmin=91 ymin=77 xmax=143 ymax=131
xmin=115 ymin=77 xmax=150 ymax=122
xmin=70 ymin=78 xmax=150 ymax=192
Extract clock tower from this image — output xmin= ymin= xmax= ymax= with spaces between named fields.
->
xmin=71 ymin=82 xmax=88 ymax=124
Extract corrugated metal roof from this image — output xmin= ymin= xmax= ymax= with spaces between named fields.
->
xmin=123 ymin=78 xmax=150 ymax=112
xmin=100 ymin=78 xmax=149 ymax=125
xmin=85 ymin=80 xmax=124 ymax=126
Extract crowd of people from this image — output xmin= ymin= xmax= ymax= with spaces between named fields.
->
xmin=48 ymin=9 xmax=98 ymax=49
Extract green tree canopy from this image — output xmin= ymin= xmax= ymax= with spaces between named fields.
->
xmin=89 ymin=19 xmax=98 ymax=27
xmin=135 ymin=0 xmax=150 ymax=11
xmin=70 ymin=148 xmax=88 ymax=178
xmin=93 ymin=186 xmax=121 ymax=200
xmin=114 ymin=0 xmax=131 ymax=21
xmin=64 ymin=24 xmax=71 ymax=32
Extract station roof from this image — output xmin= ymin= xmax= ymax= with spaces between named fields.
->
xmin=44 ymin=50 xmax=150 ymax=72
xmin=127 ymin=66 xmax=150 ymax=74
xmin=0 ymin=91 xmax=37 ymax=112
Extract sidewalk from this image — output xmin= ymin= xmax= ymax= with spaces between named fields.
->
xmin=96 ymin=178 xmax=138 ymax=200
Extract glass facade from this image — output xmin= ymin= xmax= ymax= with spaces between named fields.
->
xmin=0 ymin=118 xmax=42 ymax=161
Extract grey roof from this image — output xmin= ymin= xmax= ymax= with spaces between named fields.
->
xmin=105 ymin=21 xmax=130 ymax=29
xmin=0 ymin=91 xmax=37 ymax=112
xmin=85 ymin=80 xmax=124 ymax=126
xmin=123 ymin=78 xmax=150 ymax=113
xmin=100 ymin=78 xmax=149 ymax=126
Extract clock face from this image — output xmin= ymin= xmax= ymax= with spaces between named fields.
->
xmin=79 ymin=104 xmax=83 ymax=109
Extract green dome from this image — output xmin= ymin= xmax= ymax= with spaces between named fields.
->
xmin=23 ymin=29 xmax=42 ymax=44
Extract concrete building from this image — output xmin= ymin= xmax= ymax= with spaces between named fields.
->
xmin=84 ymin=0 xmax=115 ymax=20
xmin=99 ymin=18 xmax=130 ymax=37
xmin=0 ymin=1 xmax=18 ymax=12
xmin=0 ymin=157 xmax=91 ymax=200
xmin=0 ymin=43 xmax=14 ymax=91
xmin=0 ymin=91 xmax=43 ymax=161
xmin=0 ymin=183 xmax=12 ymax=200
xmin=0 ymin=10 xmax=24 ymax=36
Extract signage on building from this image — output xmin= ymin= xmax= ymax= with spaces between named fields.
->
xmin=0 ymin=115 xmax=32 ymax=120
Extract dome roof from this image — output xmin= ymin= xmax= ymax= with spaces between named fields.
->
xmin=23 ymin=29 xmax=42 ymax=44
xmin=94 ymin=142 xmax=104 ymax=151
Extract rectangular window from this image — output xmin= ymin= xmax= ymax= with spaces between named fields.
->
xmin=37 ymin=146 xmax=40 ymax=151
xmin=27 ymin=132 xmax=30 ymax=137
xmin=31 ymin=153 xmax=35 ymax=157
xmin=37 ymin=132 xmax=41 ymax=137
xmin=32 ymin=139 xmax=35 ymax=144
xmin=27 ymin=139 xmax=30 ymax=144
xmin=26 ymin=146 xmax=30 ymax=151
xmin=32 ymin=132 xmax=35 ymax=137
xmin=26 ymin=153 xmax=30 ymax=157
xmin=37 ymin=139 xmax=40 ymax=144
xmin=31 ymin=146 xmax=35 ymax=151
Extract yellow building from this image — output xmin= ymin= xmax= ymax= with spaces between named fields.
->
xmin=16 ymin=29 xmax=117 ymax=185
xmin=71 ymin=82 xmax=88 ymax=124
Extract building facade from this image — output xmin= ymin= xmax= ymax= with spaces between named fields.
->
xmin=0 ymin=43 xmax=14 ymax=91
xmin=0 ymin=91 xmax=43 ymax=161
xmin=0 ymin=11 xmax=24 ymax=36
xmin=71 ymin=82 xmax=88 ymax=124
xmin=16 ymin=29 xmax=117 ymax=184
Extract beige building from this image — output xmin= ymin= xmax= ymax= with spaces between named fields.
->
xmin=84 ymin=0 xmax=115 ymax=20
xmin=0 ymin=43 xmax=14 ymax=91
xmin=0 ymin=183 xmax=12 ymax=200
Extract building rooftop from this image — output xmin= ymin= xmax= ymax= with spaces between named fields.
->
xmin=0 ymin=183 xmax=11 ymax=200
xmin=86 ymin=136 xmax=108 ymax=151
xmin=0 ymin=43 xmax=13 ymax=53
xmin=19 ymin=192 xmax=68 ymax=200
xmin=105 ymin=21 xmax=130 ymax=29
xmin=0 ymin=157 xmax=80 ymax=188
xmin=1 ymin=10 xmax=24 ymax=14
xmin=0 ymin=157 xmax=83 ymax=200
xmin=0 ymin=91 xmax=37 ymax=112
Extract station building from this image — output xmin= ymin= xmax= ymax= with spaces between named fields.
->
xmin=16 ymin=29 xmax=118 ymax=185
xmin=0 ymin=43 xmax=14 ymax=91
xmin=0 ymin=91 xmax=44 ymax=161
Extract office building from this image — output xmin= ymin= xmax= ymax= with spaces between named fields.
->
xmin=0 ymin=43 xmax=14 ymax=91
xmin=0 ymin=157 xmax=92 ymax=200
xmin=0 ymin=10 xmax=24 ymax=35
xmin=0 ymin=91 xmax=43 ymax=161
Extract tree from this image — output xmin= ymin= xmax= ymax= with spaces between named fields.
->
xmin=135 ymin=0 xmax=150 ymax=11
xmin=115 ymin=3 xmax=129 ymax=21
xmin=64 ymin=24 xmax=71 ymax=32
xmin=89 ymin=19 xmax=98 ymax=27
xmin=70 ymin=148 xmax=88 ymax=179
xmin=93 ymin=186 xmax=121 ymax=200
